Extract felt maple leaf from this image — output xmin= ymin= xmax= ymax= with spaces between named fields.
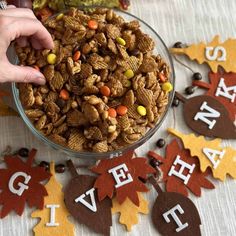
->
xmin=148 ymin=139 xmax=214 ymax=197
xmin=91 ymin=151 xmax=155 ymax=206
xmin=112 ymin=192 xmax=148 ymax=231
xmin=170 ymin=35 xmax=236 ymax=73
xmin=0 ymin=149 xmax=51 ymax=218
xmin=32 ymin=162 xmax=75 ymax=236
xmin=169 ymin=128 xmax=236 ymax=181
xmin=193 ymin=71 xmax=236 ymax=121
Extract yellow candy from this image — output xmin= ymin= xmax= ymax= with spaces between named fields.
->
xmin=56 ymin=13 xmax=64 ymax=21
xmin=162 ymin=82 xmax=173 ymax=92
xmin=124 ymin=69 xmax=134 ymax=79
xmin=137 ymin=105 xmax=147 ymax=116
xmin=47 ymin=53 xmax=57 ymax=65
xmin=116 ymin=37 xmax=126 ymax=46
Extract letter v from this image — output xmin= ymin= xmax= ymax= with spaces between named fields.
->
xmin=74 ymin=188 xmax=97 ymax=212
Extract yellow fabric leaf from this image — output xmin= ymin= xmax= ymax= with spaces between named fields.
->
xmin=168 ymin=128 xmax=236 ymax=181
xmin=170 ymin=35 xmax=236 ymax=73
xmin=31 ymin=162 xmax=75 ymax=236
xmin=112 ymin=192 xmax=149 ymax=231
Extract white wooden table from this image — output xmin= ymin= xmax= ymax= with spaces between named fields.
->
xmin=0 ymin=0 xmax=235 ymax=235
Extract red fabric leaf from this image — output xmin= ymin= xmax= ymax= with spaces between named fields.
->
xmin=148 ymin=139 xmax=215 ymax=197
xmin=91 ymin=151 xmax=155 ymax=206
xmin=0 ymin=149 xmax=51 ymax=218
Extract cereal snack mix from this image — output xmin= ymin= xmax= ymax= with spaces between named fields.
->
xmin=15 ymin=8 xmax=171 ymax=153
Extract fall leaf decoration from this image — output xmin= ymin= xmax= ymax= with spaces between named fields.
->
xmin=168 ymin=129 xmax=236 ymax=181
xmin=0 ymin=149 xmax=51 ymax=218
xmin=31 ymin=162 xmax=75 ymax=236
xmin=91 ymin=151 xmax=155 ymax=206
xmin=148 ymin=139 xmax=214 ymax=197
xmin=0 ymin=90 xmax=18 ymax=116
xmin=175 ymin=92 xmax=236 ymax=139
xmin=149 ymin=177 xmax=201 ymax=236
xmin=170 ymin=35 xmax=236 ymax=73
xmin=192 ymin=70 xmax=236 ymax=122
xmin=64 ymin=160 xmax=112 ymax=236
xmin=112 ymin=192 xmax=149 ymax=231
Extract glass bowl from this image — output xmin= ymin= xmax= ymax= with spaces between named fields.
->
xmin=12 ymin=9 xmax=175 ymax=159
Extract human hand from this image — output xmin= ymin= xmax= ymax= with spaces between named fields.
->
xmin=0 ymin=6 xmax=54 ymax=84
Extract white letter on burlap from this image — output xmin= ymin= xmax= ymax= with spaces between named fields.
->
xmin=8 ymin=172 xmax=31 ymax=196
xmin=168 ymin=155 xmax=195 ymax=185
xmin=75 ymin=188 xmax=97 ymax=212
xmin=163 ymin=204 xmax=189 ymax=232
xmin=194 ymin=101 xmax=220 ymax=129
xmin=108 ymin=163 xmax=133 ymax=188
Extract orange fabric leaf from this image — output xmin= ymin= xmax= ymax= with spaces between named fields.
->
xmin=0 ymin=149 xmax=51 ymax=218
xmin=91 ymin=151 xmax=155 ymax=206
xmin=148 ymin=139 xmax=214 ymax=197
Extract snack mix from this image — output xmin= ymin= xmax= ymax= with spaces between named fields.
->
xmin=15 ymin=8 xmax=172 ymax=153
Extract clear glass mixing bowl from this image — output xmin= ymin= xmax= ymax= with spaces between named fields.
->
xmin=12 ymin=9 xmax=175 ymax=159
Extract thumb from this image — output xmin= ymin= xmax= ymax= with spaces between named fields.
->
xmin=3 ymin=63 xmax=46 ymax=85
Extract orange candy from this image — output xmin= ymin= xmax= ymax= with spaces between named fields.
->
xmin=88 ymin=20 xmax=98 ymax=30
xmin=100 ymin=86 xmax=111 ymax=97
xmin=108 ymin=108 xmax=117 ymax=118
xmin=159 ymin=73 xmax=166 ymax=82
xmin=59 ymin=89 xmax=69 ymax=100
xmin=116 ymin=105 xmax=128 ymax=116
xmin=73 ymin=51 xmax=81 ymax=61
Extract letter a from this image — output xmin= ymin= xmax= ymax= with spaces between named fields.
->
xmin=202 ymin=148 xmax=225 ymax=169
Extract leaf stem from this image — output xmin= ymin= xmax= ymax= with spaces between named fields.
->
xmin=148 ymin=176 xmax=163 ymax=195
xmin=27 ymin=149 xmax=37 ymax=166
xmin=67 ymin=160 xmax=79 ymax=177
xmin=175 ymin=91 xmax=188 ymax=103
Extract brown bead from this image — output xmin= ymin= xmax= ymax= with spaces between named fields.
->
xmin=173 ymin=42 xmax=184 ymax=48
xmin=149 ymin=158 xmax=161 ymax=168
xmin=55 ymin=164 xmax=66 ymax=173
xmin=185 ymin=86 xmax=195 ymax=95
xmin=156 ymin=138 xmax=166 ymax=148
xmin=18 ymin=148 xmax=29 ymax=158
xmin=39 ymin=161 xmax=49 ymax=171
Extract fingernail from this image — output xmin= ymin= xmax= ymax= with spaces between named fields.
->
xmin=37 ymin=77 xmax=46 ymax=85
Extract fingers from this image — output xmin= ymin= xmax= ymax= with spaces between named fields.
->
xmin=1 ymin=61 xmax=46 ymax=85
xmin=30 ymin=37 xmax=43 ymax=50
xmin=16 ymin=37 xmax=28 ymax=47
xmin=0 ymin=8 xmax=35 ymax=19
xmin=7 ymin=5 xmax=16 ymax=9
xmin=1 ymin=16 xmax=54 ymax=50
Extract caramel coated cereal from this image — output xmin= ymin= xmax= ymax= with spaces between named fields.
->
xmin=16 ymin=8 xmax=172 ymax=153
